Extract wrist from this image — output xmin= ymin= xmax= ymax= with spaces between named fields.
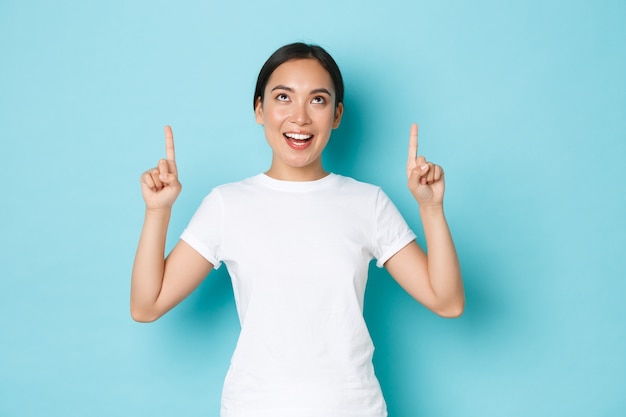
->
xmin=145 ymin=207 xmax=172 ymax=217
xmin=419 ymin=202 xmax=445 ymax=219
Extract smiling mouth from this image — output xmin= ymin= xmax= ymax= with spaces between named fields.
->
xmin=284 ymin=132 xmax=313 ymax=148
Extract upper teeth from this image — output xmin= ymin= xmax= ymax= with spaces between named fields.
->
xmin=285 ymin=133 xmax=312 ymax=140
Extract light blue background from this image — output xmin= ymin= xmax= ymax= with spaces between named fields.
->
xmin=1 ymin=0 xmax=625 ymax=416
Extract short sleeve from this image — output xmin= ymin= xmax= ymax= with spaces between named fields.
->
xmin=372 ymin=188 xmax=417 ymax=268
xmin=180 ymin=188 xmax=224 ymax=269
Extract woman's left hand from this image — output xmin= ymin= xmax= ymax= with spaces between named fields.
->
xmin=406 ymin=123 xmax=445 ymax=206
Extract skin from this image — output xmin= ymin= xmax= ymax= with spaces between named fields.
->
xmin=385 ymin=124 xmax=464 ymax=317
xmin=254 ymin=58 xmax=343 ymax=181
xmin=130 ymin=58 xmax=464 ymax=322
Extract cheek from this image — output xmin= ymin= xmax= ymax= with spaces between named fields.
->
xmin=319 ymin=110 xmax=336 ymax=128
xmin=265 ymin=106 xmax=290 ymax=125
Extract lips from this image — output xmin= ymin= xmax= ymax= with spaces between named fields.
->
xmin=284 ymin=132 xmax=313 ymax=149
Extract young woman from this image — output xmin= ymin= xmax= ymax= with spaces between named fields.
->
xmin=131 ymin=42 xmax=464 ymax=417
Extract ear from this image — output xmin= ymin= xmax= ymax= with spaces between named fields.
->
xmin=254 ymin=97 xmax=264 ymax=125
xmin=332 ymin=102 xmax=344 ymax=129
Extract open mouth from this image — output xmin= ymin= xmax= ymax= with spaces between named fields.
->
xmin=284 ymin=132 xmax=313 ymax=149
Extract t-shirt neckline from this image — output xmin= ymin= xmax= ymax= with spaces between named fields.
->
xmin=253 ymin=172 xmax=340 ymax=192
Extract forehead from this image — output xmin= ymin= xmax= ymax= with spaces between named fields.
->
xmin=266 ymin=58 xmax=334 ymax=92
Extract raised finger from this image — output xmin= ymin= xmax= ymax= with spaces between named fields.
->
xmin=164 ymin=125 xmax=177 ymax=174
xmin=407 ymin=123 xmax=419 ymax=167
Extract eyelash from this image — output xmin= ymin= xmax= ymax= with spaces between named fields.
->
xmin=275 ymin=94 xmax=327 ymax=104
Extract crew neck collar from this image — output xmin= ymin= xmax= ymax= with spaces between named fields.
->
xmin=253 ymin=172 xmax=339 ymax=192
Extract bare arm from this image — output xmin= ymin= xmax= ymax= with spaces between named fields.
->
xmin=130 ymin=126 xmax=213 ymax=322
xmin=384 ymin=124 xmax=464 ymax=318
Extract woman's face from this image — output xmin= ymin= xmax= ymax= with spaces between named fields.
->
xmin=255 ymin=58 xmax=343 ymax=181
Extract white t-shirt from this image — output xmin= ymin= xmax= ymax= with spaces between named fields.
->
xmin=181 ymin=173 xmax=416 ymax=417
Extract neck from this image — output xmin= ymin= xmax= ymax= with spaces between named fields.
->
xmin=265 ymin=164 xmax=329 ymax=182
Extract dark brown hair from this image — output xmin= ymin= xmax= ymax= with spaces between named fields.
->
xmin=253 ymin=42 xmax=344 ymax=109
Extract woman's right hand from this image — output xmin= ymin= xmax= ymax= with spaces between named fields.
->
xmin=140 ymin=125 xmax=182 ymax=211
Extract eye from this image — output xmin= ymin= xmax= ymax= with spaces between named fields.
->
xmin=276 ymin=93 xmax=289 ymax=101
xmin=311 ymin=96 xmax=326 ymax=104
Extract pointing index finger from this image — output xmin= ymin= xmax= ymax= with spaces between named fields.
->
xmin=407 ymin=122 xmax=419 ymax=164
xmin=164 ymin=125 xmax=178 ymax=175
xmin=406 ymin=123 xmax=420 ymax=179
xmin=164 ymin=125 xmax=175 ymax=161
xmin=408 ymin=123 xmax=418 ymax=157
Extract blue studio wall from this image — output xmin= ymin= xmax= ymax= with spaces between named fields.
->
xmin=1 ymin=0 xmax=625 ymax=416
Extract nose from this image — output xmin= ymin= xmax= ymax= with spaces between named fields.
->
xmin=291 ymin=102 xmax=311 ymax=125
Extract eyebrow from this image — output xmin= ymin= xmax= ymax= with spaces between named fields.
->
xmin=270 ymin=85 xmax=333 ymax=97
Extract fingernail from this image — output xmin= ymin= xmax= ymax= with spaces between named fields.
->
xmin=159 ymin=174 xmax=167 ymax=181
xmin=420 ymin=164 xmax=428 ymax=171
